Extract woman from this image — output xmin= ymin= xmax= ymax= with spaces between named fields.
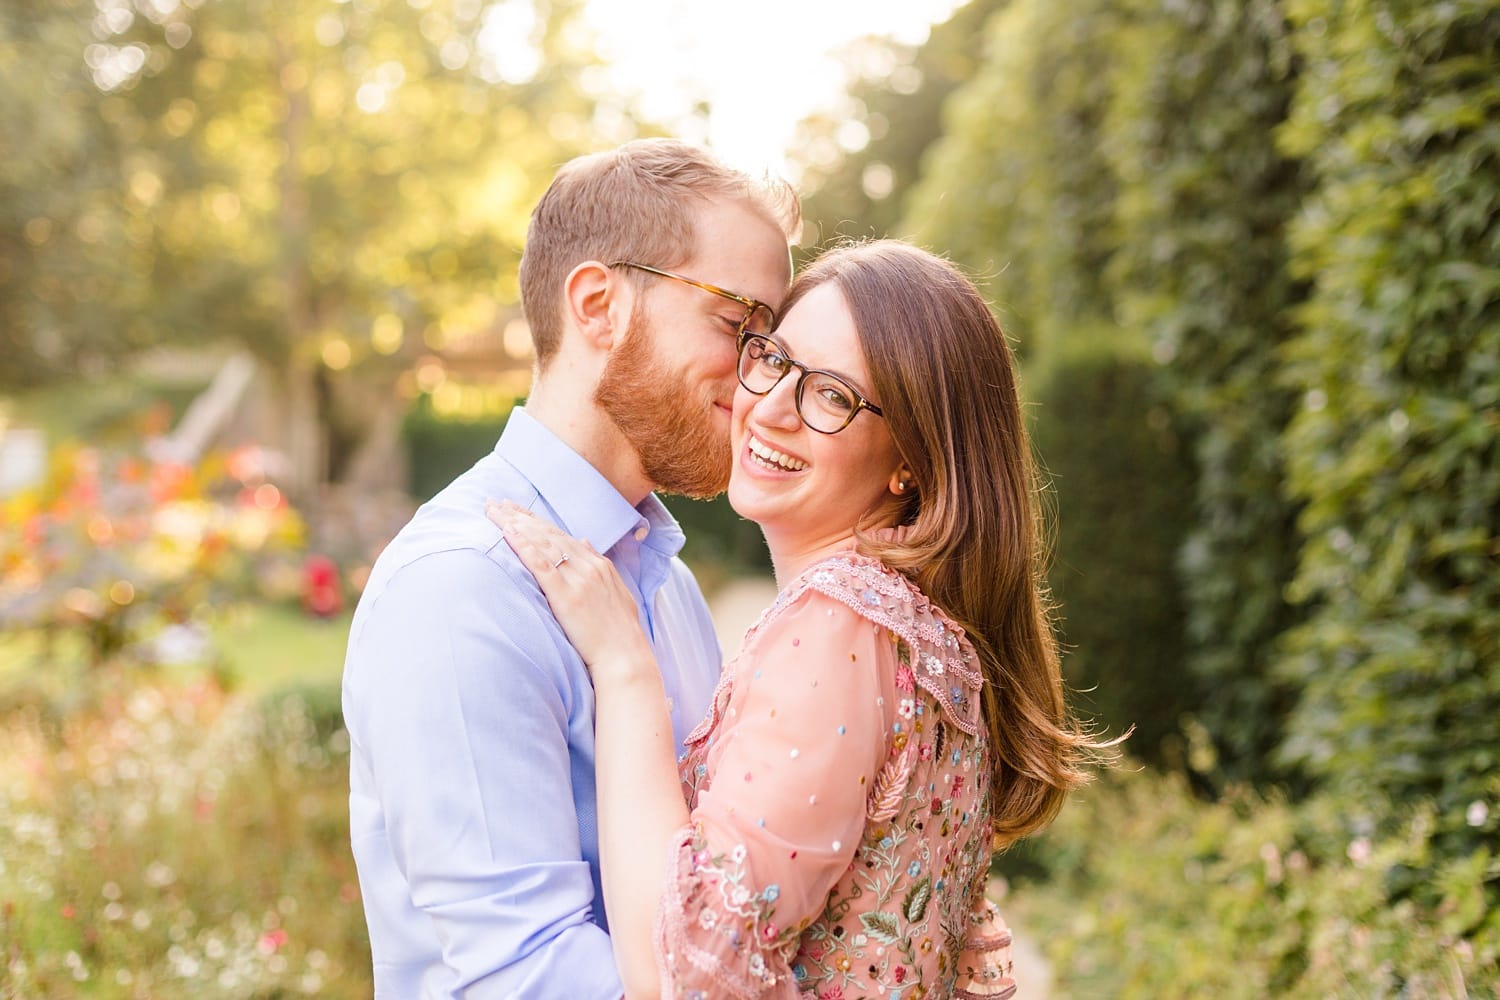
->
xmin=489 ymin=240 xmax=1108 ymax=998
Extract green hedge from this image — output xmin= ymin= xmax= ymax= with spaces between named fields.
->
xmin=1028 ymin=328 xmax=1197 ymax=765
xmin=1100 ymin=0 xmax=1310 ymax=782
xmin=400 ymin=394 xmax=512 ymax=503
xmin=1272 ymin=0 xmax=1500 ymax=867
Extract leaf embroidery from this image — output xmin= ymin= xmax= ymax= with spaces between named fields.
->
xmin=860 ymin=910 xmax=902 ymax=945
xmin=866 ymin=747 xmax=912 ymax=822
xmin=903 ymin=876 xmax=932 ymax=924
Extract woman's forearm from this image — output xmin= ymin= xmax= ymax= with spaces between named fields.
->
xmin=593 ymin=651 xmax=691 ymax=999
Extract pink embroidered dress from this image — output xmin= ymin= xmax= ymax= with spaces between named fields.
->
xmin=655 ymin=551 xmax=1017 ymax=998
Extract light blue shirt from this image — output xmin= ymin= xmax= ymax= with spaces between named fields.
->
xmin=342 ymin=408 xmax=722 ymax=998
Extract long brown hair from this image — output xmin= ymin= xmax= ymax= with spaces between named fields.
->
xmin=784 ymin=240 xmax=1116 ymax=846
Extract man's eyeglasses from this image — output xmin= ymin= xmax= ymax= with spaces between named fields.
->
xmin=736 ymin=333 xmax=884 ymax=435
xmin=610 ymin=261 xmax=776 ymax=339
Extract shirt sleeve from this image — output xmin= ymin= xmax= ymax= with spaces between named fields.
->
xmin=655 ymin=588 xmax=893 ymax=998
xmin=953 ymin=896 xmax=1019 ymax=999
xmin=344 ymin=548 xmax=623 ymax=999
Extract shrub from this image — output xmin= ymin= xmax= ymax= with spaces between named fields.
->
xmin=1028 ymin=328 xmax=1197 ymax=764
xmin=0 ymin=443 xmax=305 ymax=667
xmin=0 ymin=675 xmax=370 ymax=997
xmin=1004 ymin=765 xmax=1498 ymax=997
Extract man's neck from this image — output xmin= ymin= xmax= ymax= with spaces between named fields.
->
xmin=524 ymin=378 xmax=654 ymax=507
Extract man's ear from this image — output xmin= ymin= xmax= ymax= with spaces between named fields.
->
xmin=562 ymin=261 xmax=627 ymax=352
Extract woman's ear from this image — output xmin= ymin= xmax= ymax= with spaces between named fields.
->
xmin=562 ymin=261 xmax=628 ymax=352
xmin=888 ymin=468 xmax=915 ymax=497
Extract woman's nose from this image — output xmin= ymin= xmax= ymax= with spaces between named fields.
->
xmin=754 ymin=373 xmax=804 ymax=430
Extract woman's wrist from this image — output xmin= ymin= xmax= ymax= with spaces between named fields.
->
xmin=588 ymin=639 xmax=662 ymax=689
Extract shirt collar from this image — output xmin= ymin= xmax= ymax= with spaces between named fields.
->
xmin=496 ymin=407 xmax=687 ymax=560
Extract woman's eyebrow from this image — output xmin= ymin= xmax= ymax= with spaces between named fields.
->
xmin=775 ymin=336 xmax=876 ymax=396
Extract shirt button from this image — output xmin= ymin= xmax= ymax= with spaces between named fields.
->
xmin=634 ymin=525 xmax=649 ymax=541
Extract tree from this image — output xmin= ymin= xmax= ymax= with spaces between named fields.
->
xmin=22 ymin=0 xmax=617 ymax=498
xmin=0 ymin=0 xmax=139 ymax=389
xmin=790 ymin=0 xmax=1006 ymax=251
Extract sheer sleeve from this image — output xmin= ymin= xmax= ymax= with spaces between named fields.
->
xmin=953 ymin=896 xmax=1018 ymax=999
xmin=655 ymin=588 xmax=894 ymax=998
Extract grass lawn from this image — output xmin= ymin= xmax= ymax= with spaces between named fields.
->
xmin=212 ymin=602 xmax=352 ymax=692
xmin=0 ymin=602 xmax=352 ymax=699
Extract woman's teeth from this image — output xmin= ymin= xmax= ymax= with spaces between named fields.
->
xmin=748 ymin=435 xmax=806 ymax=472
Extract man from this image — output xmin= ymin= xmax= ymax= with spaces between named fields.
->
xmin=341 ymin=139 xmax=798 ymax=997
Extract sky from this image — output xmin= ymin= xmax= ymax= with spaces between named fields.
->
xmin=579 ymin=0 xmax=968 ymax=175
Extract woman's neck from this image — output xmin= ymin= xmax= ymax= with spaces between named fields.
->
xmin=765 ymin=522 xmax=890 ymax=590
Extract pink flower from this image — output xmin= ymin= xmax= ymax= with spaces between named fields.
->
xmin=257 ymin=928 xmax=288 ymax=955
xmin=895 ymin=665 xmax=915 ymax=693
xmin=819 ymin=987 xmax=845 ymax=1000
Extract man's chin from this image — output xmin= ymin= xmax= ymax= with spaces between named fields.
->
xmin=654 ymin=458 xmax=731 ymax=500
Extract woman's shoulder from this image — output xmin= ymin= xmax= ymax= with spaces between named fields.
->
xmin=768 ymin=549 xmax=986 ymax=737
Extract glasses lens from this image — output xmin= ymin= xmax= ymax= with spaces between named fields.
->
xmin=740 ymin=303 xmax=775 ymax=337
xmin=801 ymin=372 xmax=860 ymax=433
xmin=738 ymin=335 xmax=788 ymax=393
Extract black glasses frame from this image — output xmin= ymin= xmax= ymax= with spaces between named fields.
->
xmin=610 ymin=261 xmax=776 ymax=339
xmin=735 ymin=333 xmax=884 ymax=435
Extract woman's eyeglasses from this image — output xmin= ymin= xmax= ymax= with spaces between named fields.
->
xmin=736 ymin=333 xmax=884 ymax=435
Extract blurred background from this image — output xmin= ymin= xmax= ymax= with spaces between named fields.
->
xmin=1 ymin=0 xmax=1495 ymax=995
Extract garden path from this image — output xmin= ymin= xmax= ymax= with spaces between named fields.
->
xmin=708 ymin=576 xmax=1053 ymax=998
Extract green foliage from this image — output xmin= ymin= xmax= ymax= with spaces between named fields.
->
xmin=1100 ymin=0 xmax=1310 ymax=780
xmin=1028 ymin=328 xmax=1196 ymax=764
xmin=2 ymin=0 xmax=623 ymax=494
xmin=1271 ymin=0 xmax=1500 ymax=862
xmin=1005 ymin=766 xmax=1499 ymax=997
xmin=0 ymin=676 xmax=370 ymax=997
xmin=0 ymin=0 xmax=142 ymax=388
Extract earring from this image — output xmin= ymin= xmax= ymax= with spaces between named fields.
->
xmin=896 ymin=479 xmax=909 ymax=493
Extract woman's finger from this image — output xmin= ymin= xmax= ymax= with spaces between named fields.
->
xmin=486 ymin=501 xmax=592 ymax=581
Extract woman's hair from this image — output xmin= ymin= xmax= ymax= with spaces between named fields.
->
xmin=519 ymin=138 xmax=799 ymax=366
xmin=783 ymin=239 xmax=1116 ymax=846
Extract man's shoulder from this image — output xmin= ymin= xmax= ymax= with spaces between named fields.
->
xmin=355 ymin=457 xmax=541 ymax=613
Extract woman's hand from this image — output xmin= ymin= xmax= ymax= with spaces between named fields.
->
xmin=485 ymin=500 xmax=655 ymax=681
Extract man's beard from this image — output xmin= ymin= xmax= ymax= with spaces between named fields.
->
xmin=594 ymin=308 xmax=731 ymax=499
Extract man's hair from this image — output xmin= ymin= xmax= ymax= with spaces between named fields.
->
xmin=783 ymin=240 xmax=1119 ymax=847
xmin=518 ymin=139 xmax=800 ymax=366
